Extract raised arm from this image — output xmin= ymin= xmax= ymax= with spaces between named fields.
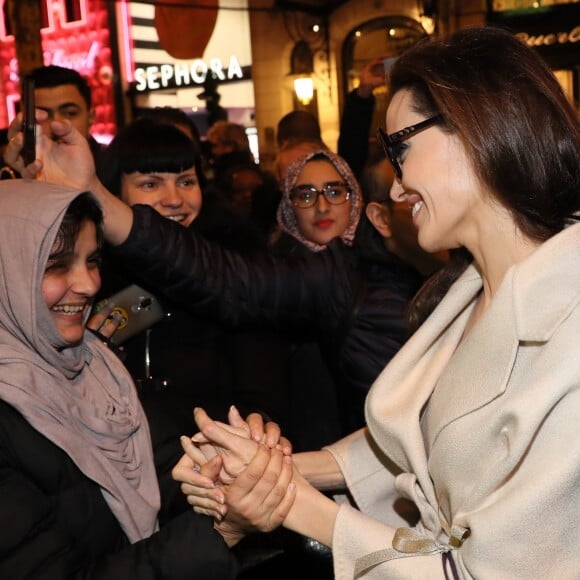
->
xmin=6 ymin=113 xmax=133 ymax=245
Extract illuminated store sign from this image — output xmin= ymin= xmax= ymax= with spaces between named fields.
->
xmin=126 ymin=1 xmax=254 ymax=109
xmin=493 ymin=0 xmax=578 ymax=9
xmin=492 ymin=0 xmax=578 ymax=12
xmin=134 ymin=56 xmax=245 ymax=92
xmin=516 ymin=25 xmax=580 ymax=46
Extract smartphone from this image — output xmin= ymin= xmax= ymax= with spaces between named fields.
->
xmin=21 ymin=76 xmax=36 ymax=165
xmin=105 ymin=284 xmax=165 ymax=344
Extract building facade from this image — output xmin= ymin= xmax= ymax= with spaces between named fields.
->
xmin=0 ymin=0 xmax=577 ymax=169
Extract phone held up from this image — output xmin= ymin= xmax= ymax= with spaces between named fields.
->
xmin=104 ymin=284 xmax=165 ymax=345
xmin=21 ymin=76 xmax=36 ymax=166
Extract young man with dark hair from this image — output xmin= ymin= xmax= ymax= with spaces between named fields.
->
xmin=27 ymin=65 xmax=104 ymax=163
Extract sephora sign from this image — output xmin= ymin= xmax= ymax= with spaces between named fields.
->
xmin=134 ymin=56 xmax=246 ymax=92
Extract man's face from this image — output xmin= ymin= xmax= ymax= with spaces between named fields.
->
xmin=35 ymin=84 xmax=92 ymax=139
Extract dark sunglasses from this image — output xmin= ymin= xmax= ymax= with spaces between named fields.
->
xmin=377 ymin=115 xmax=442 ymax=180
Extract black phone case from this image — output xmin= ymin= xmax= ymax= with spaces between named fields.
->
xmin=22 ymin=76 xmax=36 ymax=165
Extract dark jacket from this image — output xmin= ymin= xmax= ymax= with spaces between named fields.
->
xmin=268 ymin=232 xmax=343 ymax=451
xmin=338 ymin=89 xmax=376 ymax=179
xmin=0 ymin=398 xmax=236 ymax=579
xmin=111 ymin=205 xmax=423 ymax=435
xmin=98 ymin=195 xmax=289 ymax=429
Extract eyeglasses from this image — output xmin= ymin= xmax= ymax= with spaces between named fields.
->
xmin=290 ymin=182 xmax=351 ymax=208
xmin=377 ymin=115 xmax=442 ymax=180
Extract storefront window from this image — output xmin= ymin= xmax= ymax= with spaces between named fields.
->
xmin=489 ymin=2 xmax=580 ymax=107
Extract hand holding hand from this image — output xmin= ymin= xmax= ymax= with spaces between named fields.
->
xmin=198 ymin=405 xmax=291 ymax=454
xmin=191 ymin=407 xmax=261 ymax=485
xmin=213 ymin=445 xmax=296 ymax=547
xmin=173 ymin=406 xmax=293 ymax=519
xmin=173 ymin=436 xmax=296 ymax=547
xmin=244 ymin=409 xmax=292 ymax=455
xmin=172 ymin=436 xmax=227 ymax=521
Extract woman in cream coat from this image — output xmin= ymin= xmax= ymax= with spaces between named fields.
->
xmin=170 ymin=27 xmax=580 ymax=579
xmin=5 ymin=26 xmax=580 ymax=580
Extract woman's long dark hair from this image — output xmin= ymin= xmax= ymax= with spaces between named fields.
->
xmin=388 ymin=26 xmax=580 ymax=327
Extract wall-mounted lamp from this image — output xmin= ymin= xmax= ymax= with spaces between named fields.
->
xmin=293 ymin=75 xmax=314 ymax=105
xmin=289 ymin=40 xmax=315 ymax=108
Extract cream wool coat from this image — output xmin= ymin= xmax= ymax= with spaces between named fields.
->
xmin=325 ymin=223 xmax=580 ymax=579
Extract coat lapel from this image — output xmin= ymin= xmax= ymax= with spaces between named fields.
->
xmin=367 ymin=223 xmax=580 ymax=509
xmin=423 ymin=269 xmax=519 ymax=450
xmin=366 ymin=265 xmax=482 ymax=502
xmin=426 ymin=222 xmax=580 ymax=449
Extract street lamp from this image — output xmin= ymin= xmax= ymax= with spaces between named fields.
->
xmin=289 ymin=40 xmax=315 ymax=108
xmin=293 ymin=75 xmax=314 ymax=105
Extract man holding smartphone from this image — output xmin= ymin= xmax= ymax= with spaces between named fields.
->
xmin=26 ymin=65 xmax=104 ymax=164
xmin=337 ymin=57 xmax=387 ymax=179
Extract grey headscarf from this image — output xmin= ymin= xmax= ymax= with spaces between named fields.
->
xmin=277 ymin=149 xmax=362 ymax=252
xmin=0 ymin=180 xmax=160 ymax=543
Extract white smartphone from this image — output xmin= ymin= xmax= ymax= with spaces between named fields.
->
xmin=106 ymin=284 xmax=165 ymax=344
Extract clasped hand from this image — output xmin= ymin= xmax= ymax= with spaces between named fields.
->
xmin=172 ymin=406 xmax=296 ymax=547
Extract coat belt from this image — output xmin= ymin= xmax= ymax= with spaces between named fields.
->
xmin=354 ymin=512 xmax=469 ymax=577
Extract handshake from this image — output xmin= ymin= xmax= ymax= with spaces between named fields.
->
xmin=172 ymin=406 xmax=297 ymax=548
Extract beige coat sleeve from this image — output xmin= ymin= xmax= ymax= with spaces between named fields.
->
xmin=326 ymin=385 xmax=580 ymax=579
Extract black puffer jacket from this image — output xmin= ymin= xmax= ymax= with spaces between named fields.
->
xmin=0 ymin=398 xmax=236 ymax=579
xmin=97 ymin=194 xmax=290 ymax=430
xmin=111 ymin=205 xmax=423 ymax=434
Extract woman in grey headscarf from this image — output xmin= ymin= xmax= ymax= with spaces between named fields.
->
xmin=0 ymin=179 xmax=248 ymax=578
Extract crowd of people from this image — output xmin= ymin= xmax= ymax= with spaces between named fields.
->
xmin=0 ymin=24 xmax=579 ymax=580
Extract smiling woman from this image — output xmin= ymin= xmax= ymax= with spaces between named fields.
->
xmin=42 ymin=194 xmax=103 ymax=345
xmin=170 ymin=27 xmax=580 ymax=580
xmin=0 ymin=179 xmax=238 ymax=578
xmin=98 ymin=117 xmax=204 ymax=225
xmin=93 ymin=115 xmax=287 ymax=431
xmin=277 ymin=149 xmax=362 ymax=251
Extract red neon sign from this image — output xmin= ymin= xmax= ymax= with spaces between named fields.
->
xmin=0 ymin=0 xmax=124 ymax=142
